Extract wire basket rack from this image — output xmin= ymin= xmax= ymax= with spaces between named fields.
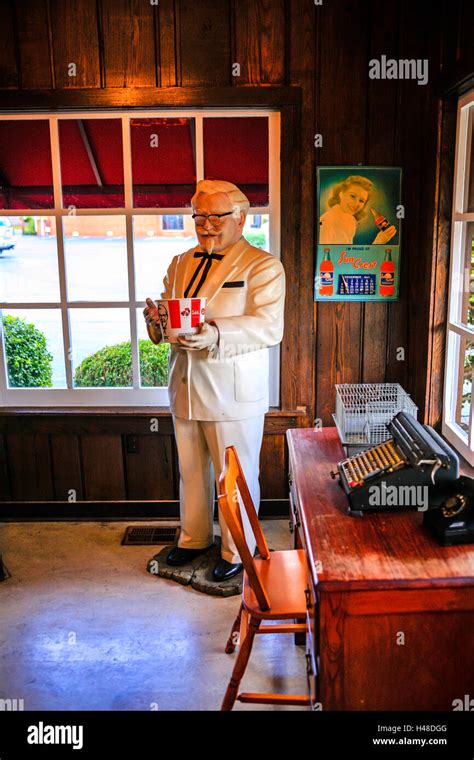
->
xmin=333 ymin=383 xmax=418 ymax=454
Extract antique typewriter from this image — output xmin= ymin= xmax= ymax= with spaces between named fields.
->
xmin=331 ymin=411 xmax=460 ymax=516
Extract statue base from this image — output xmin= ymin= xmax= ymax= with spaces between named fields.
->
xmin=147 ymin=537 xmax=242 ymax=597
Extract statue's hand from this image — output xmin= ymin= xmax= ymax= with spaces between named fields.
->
xmin=143 ymin=297 xmax=161 ymax=329
xmin=177 ymin=322 xmax=219 ymax=351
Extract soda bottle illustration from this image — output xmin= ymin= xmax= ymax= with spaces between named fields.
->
xmin=319 ymin=248 xmax=334 ymax=295
xmin=380 ymin=248 xmax=395 ymax=296
xmin=370 ymin=207 xmax=392 ymax=232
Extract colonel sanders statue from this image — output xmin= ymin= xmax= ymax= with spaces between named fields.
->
xmin=143 ymin=179 xmax=286 ymax=581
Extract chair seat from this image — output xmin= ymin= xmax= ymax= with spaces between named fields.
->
xmin=243 ymin=549 xmax=309 ymax=619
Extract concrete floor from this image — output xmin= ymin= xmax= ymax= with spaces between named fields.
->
xmin=0 ymin=520 xmax=307 ymax=711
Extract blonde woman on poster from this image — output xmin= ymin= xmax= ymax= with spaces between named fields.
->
xmin=319 ymin=175 xmax=397 ymax=245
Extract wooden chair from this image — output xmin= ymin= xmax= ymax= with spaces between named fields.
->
xmin=218 ymin=445 xmax=311 ymax=710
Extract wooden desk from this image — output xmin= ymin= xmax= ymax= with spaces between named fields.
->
xmin=287 ymin=427 xmax=474 ymax=711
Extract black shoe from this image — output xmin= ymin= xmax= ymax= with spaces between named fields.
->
xmin=167 ymin=545 xmax=213 ymax=567
xmin=212 ymin=559 xmax=243 ymax=582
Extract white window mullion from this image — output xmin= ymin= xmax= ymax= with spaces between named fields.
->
xmin=122 ymin=116 xmax=140 ymax=390
xmin=50 ymin=117 xmax=74 ymax=390
xmin=195 ymin=116 xmax=204 ymax=183
xmin=446 ymin=321 xmax=474 ymax=339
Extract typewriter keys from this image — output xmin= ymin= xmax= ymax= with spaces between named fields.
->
xmin=339 ymin=437 xmax=408 ymax=489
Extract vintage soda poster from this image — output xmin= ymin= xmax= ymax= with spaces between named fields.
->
xmin=314 ymin=167 xmax=402 ymax=301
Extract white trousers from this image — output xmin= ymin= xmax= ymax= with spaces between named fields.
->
xmin=172 ymin=415 xmax=265 ymax=564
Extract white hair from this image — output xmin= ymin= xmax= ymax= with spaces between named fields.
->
xmin=191 ymin=179 xmax=250 ymax=217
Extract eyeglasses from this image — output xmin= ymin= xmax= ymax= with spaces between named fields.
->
xmin=191 ymin=211 xmax=235 ymax=227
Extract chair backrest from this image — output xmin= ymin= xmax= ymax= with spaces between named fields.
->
xmin=218 ymin=445 xmax=271 ymax=611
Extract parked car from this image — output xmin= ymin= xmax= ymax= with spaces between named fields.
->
xmin=0 ymin=218 xmax=16 ymax=253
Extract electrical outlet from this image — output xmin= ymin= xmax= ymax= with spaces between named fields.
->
xmin=126 ymin=435 xmax=139 ymax=454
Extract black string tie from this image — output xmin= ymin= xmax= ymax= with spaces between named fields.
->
xmin=184 ymin=250 xmax=224 ymax=298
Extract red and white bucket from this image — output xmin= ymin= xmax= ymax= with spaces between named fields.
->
xmin=155 ymin=298 xmax=207 ymax=343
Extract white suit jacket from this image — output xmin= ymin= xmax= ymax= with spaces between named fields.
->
xmin=159 ymin=236 xmax=285 ymax=421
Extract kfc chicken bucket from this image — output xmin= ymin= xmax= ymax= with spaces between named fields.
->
xmin=155 ymin=298 xmax=207 ymax=343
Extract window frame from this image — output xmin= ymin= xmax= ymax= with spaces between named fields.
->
xmin=443 ymin=90 xmax=474 ymax=463
xmin=0 ymin=109 xmax=281 ymax=407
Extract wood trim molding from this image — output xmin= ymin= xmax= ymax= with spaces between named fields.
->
xmin=0 ymin=498 xmax=289 ymax=520
xmin=0 ymin=409 xmax=307 ymax=435
xmin=0 ymin=86 xmax=302 ymax=110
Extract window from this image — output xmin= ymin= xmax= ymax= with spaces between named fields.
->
xmin=162 ymin=215 xmax=184 ymax=231
xmin=0 ymin=111 xmax=280 ymax=407
xmin=443 ymin=91 xmax=474 ymax=463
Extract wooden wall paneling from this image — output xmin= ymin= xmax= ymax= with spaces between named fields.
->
xmin=0 ymin=0 xmax=19 ymax=88
xmin=455 ymin=0 xmax=474 ymax=88
xmin=315 ymin=0 xmax=370 ymax=425
xmin=385 ymin=6 xmax=418 ymax=393
xmin=178 ymin=0 xmax=231 ymax=86
xmin=361 ymin=0 xmax=401 ymax=384
xmin=0 ymin=434 xmax=12 ymax=501
xmin=34 ymin=433 xmax=54 ymax=500
xmin=279 ymin=102 xmax=302 ymax=412
xmin=49 ymin=0 xmax=101 ymax=87
xmin=441 ymin=0 xmax=474 ymax=93
xmin=259 ymin=433 xmax=287 ymax=499
xmin=233 ymin=0 xmax=286 ymax=85
xmin=6 ymin=434 xmax=37 ymax=500
xmin=81 ymin=434 xmax=126 ymax=500
xmin=413 ymin=8 xmax=444 ymax=423
xmin=289 ymin=0 xmax=317 ymax=424
xmin=157 ymin=0 xmax=178 ymax=86
xmin=427 ymin=99 xmax=457 ymax=427
xmin=50 ymin=433 xmax=84 ymax=501
xmin=101 ymin=0 xmax=157 ymax=87
xmin=388 ymin=0 xmax=442 ymax=420
xmin=124 ymin=434 xmax=175 ymax=500
xmin=6 ymin=434 xmax=53 ymax=500
xmin=14 ymin=0 xmax=52 ymax=88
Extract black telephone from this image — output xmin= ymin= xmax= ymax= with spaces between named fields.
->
xmin=424 ymin=476 xmax=474 ymax=545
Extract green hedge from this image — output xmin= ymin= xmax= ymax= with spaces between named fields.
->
xmin=74 ymin=340 xmax=170 ymax=387
xmin=2 ymin=315 xmax=53 ymax=387
xmin=244 ymin=232 xmax=266 ymax=249
xmin=2 ymin=316 xmax=170 ymax=389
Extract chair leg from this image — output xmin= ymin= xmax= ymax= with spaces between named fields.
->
xmin=225 ymin=602 xmax=243 ymax=654
xmin=221 ymin=616 xmax=261 ymax=711
xmin=240 ymin=608 xmax=248 ymax=644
